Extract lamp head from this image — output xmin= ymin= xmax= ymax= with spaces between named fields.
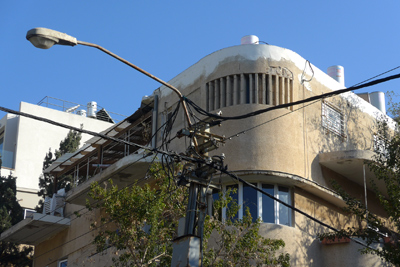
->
xmin=26 ymin=28 xmax=78 ymax=49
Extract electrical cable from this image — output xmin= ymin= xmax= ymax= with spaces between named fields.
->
xmin=31 ymin=157 xmax=187 ymax=263
xmin=301 ymin=60 xmax=314 ymax=84
xmin=4 ymin=66 xmax=399 ymax=262
xmin=352 ymin=65 xmax=400 ymax=87
xmin=226 ymin=100 xmax=320 ymax=140
xmin=1 ymin=151 xmax=156 ymax=253
xmin=1 ymin=108 xmax=190 ymax=252
xmin=183 ymin=72 xmax=400 ymax=121
xmin=216 ymin=168 xmax=374 ymax=250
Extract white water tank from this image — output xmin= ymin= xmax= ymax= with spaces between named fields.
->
xmin=87 ymin=101 xmax=97 ymax=118
xmin=370 ymin=91 xmax=386 ymax=114
xmin=241 ymin=35 xmax=259 ymax=45
xmin=327 ymin=65 xmax=345 ymax=87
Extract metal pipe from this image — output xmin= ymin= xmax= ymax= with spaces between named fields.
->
xmin=77 ymin=40 xmax=193 ymax=128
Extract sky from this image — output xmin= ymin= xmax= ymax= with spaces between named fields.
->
xmin=1 ymin=1 xmax=400 ymax=120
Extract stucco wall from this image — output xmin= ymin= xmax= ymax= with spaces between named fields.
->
xmin=32 ymin=44 xmax=392 ymax=266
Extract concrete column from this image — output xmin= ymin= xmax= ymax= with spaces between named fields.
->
xmin=285 ymin=78 xmax=290 ymax=108
xmin=226 ymin=76 xmax=232 ymax=107
xmin=268 ymin=74 xmax=273 ymax=105
xmin=249 ymin=74 xmax=254 ymax=104
xmin=254 ymin=73 xmax=259 ymax=104
xmin=240 ymin=74 xmax=246 ymax=104
xmin=261 ymin=74 xmax=266 ymax=104
xmin=220 ymin=78 xmax=226 ymax=108
xmin=280 ymin=77 xmax=285 ymax=105
xmin=233 ymin=75 xmax=238 ymax=105
xmin=289 ymin=79 xmax=293 ymax=110
xmin=209 ymin=82 xmax=214 ymax=111
xmin=214 ymin=80 xmax=220 ymax=110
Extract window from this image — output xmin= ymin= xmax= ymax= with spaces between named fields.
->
xmin=322 ymin=101 xmax=346 ymax=138
xmin=243 ymin=183 xmax=258 ymax=221
xmin=58 ymin=259 xmax=67 ymax=267
xmin=219 ymin=183 xmax=292 ymax=226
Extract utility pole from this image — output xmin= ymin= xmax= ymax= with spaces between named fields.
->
xmin=171 ymin=117 xmax=225 ymax=267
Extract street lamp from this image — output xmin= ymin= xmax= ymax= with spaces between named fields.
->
xmin=26 ymin=27 xmax=193 ymax=127
xmin=26 ymin=28 xmax=77 ymax=49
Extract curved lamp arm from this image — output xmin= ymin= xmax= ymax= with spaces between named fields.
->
xmin=26 ymin=27 xmax=192 ymax=127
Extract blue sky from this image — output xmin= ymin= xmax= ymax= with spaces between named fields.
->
xmin=1 ymin=1 xmax=400 ymax=119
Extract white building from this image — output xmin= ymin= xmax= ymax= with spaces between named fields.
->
xmin=0 ymin=99 xmax=115 ymax=210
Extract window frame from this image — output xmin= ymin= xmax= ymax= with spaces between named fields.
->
xmin=220 ymin=182 xmax=292 ymax=226
xmin=322 ymin=100 xmax=346 ymax=139
xmin=58 ymin=259 xmax=68 ymax=267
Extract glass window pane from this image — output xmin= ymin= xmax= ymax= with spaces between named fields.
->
xmin=226 ymin=185 xmax=238 ymax=220
xmin=262 ymin=184 xmax=274 ymax=223
xmin=278 ymin=186 xmax=290 ymax=226
xmin=243 ymin=183 xmax=258 ymax=222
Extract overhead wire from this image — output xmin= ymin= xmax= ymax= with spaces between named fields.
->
xmin=0 ymin=104 xmax=188 ymax=254
xmin=3 ymin=66 xmax=400 ymax=262
xmin=301 ymin=60 xmax=314 ymax=84
xmin=216 ymin=168 xmax=373 ymax=250
xmin=226 ymin=100 xmax=320 ymax=140
xmin=183 ymin=71 xmax=400 ymax=121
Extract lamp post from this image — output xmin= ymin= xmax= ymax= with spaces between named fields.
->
xmin=26 ymin=27 xmax=193 ymax=128
xmin=27 ymin=27 xmax=218 ymax=266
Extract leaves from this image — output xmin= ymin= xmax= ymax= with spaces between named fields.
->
xmin=88 ymin=164 xmax=187 ymax=267
xmin=0 ymin=175 xmax=33 ymax=266
xmin=203 ymin=189 xmax=290 ymax=267
xmin=36 ymin=130 xmax=81 ymax=212
xmin=319 ymin=117 xmax=400 ymax=266
xmin=88 ymin=168 xmax=290 ymax=266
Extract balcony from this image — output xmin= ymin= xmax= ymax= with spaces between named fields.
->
xmin=0 ymin=213 xmax=70 ymax=246
xmin=319 ymin=150 xmax=386 ymax=194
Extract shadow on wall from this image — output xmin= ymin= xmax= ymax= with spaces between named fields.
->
xmin=291 ymin=188 xmax=385 ymax=267
xmin=307 ymin=95 xmax=377 ymax=188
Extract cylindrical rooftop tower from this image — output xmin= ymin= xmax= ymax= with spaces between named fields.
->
xmin=327 ymin=65 xmax=345 ymax=87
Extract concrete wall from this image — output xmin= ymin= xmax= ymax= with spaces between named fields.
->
xmin=153 ymin=43 xmax=389 ymax=266
xmin=0 ymin=102 xmax=113 ymax=209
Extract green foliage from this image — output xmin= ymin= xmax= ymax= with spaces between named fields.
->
xmin=387 ymin=91 xmax=400 ymax=122
xmin=88 ymin=165 xmax=290 ymax=267
xmin=203 ymin=188 xmax=290 ymax=267
xmin=0 ymin=175 xmax=33 ymax=266
xmin=37 ymin=130 xmax=81 ymax=212
xmin=88 ymin=164 xmax=187 ymax=266
xmin=318 ymin=119 xmax=400 ymax=266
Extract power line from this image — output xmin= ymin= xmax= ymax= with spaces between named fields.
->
xmin=0 ymin=108 xmax=185 ymax=253
xmin=0 ymin=105 xmax=200 ymax=164
xmin=30 ymin=160 xmax=185 ymax=263
xmin=3 ymin=66 xmax=397 ymax=262
xmin=226 ymin=100 xmax=320 ymax=140
xmin=184 ymin=72 xmax=400 ymax=121
xmin=217 ymin=168 xmax=373 ymax=250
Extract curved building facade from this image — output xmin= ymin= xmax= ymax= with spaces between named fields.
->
xmin=2 ymin=39 xmax=392 ymax=267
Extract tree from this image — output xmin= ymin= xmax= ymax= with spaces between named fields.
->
xmin=318 ymin=108 xmax=400 ymax=265
xmin=87 ymin=164 xmax=290 ymax=267
xmin=37 ymin=130 xmax=81 ymax=212
xmin=0 ymin=174 xmax=33 ymax=266
xmin=203 ymin=188 xmax=290 ymax=267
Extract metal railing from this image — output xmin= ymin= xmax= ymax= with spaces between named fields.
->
xmin=37 ymin=96 xmax=127 ymax=123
